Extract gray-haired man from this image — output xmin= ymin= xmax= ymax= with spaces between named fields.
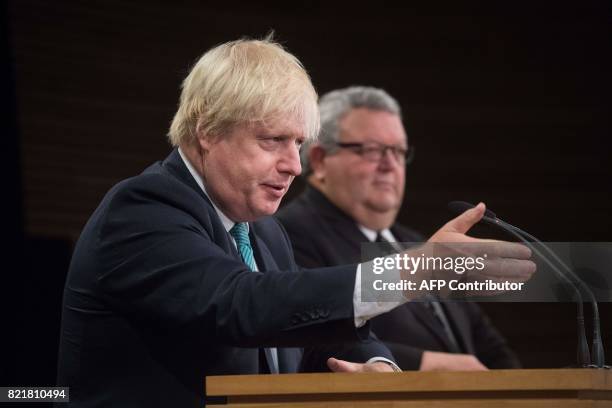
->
xmin=277 ymin=86 xmax=521 ymax=371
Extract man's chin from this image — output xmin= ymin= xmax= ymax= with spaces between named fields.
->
xmin=254 ymin=200 xmax=282 ymax=218
xmin=368 ymin=198 xmax=401 ymax=213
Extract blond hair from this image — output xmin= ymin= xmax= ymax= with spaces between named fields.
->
xmin=168 ymin=38 xmax=319 ymax=146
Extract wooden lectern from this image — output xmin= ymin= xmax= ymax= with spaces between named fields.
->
xmin=206 ymin=369 xmax=611 ymax=407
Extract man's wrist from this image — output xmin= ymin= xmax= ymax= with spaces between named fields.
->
xmin=365 ymin=356 xmax=402 ymax=372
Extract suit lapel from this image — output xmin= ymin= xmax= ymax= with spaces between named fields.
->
xmin=161 ymin=148 xmax=209 ymax=202
xmin=374 ymin=223 xmax=457 ymax=350
xmin=247 ymin=225 xmax=281 ymax=373
xmin=442 ymin=303 xmax=471 ymax=354
xmin=393 ymin=237 xmax=469 ymax=353
xmin=161 ymin=148 xmax=241 ymax=260
xmin=305 ymin=186 xmax=371 ymax=263
xmin=249 ymin=225 xmax=278 ymax=273
xmin=406 ymin=302 xmax=459 ymax=351
xmin=328 ymin=220 xmax=368 ymax=261
xmin=321 ymin=217 xmax=365 ymax=257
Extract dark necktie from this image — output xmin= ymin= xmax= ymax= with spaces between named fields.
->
xmin=376 ymin=233 xmax=460 ymax=352
xmin=376 ymin=231 xmax=461 ymax=353
xmin=375 ymin=232 xmax=397 ymax=256
xmin=424 ymin=294 xmax=461 ymax=353
xmin=229 ymin=223 xmax=279 ymax=374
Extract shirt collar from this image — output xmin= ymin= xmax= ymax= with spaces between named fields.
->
xmin=357 ymin=224 xmax=396 ymax=243
xmin=178 ymin=147 xmax=243 ymax=233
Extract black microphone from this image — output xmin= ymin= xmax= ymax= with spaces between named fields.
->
xmin=448 ymin=201 xmax=605 ymax=368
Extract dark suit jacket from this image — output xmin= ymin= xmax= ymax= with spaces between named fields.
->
xmin=57 ymin=149 xmax=392 ymax=407
xmin=276 ymin=185 xmax=521 ymax=370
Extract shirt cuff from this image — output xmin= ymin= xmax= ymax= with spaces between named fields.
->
xmin=353 ymin=263 xmax=408 ymax=327
xmin=365 ymin=356 xmax=402 ymax=372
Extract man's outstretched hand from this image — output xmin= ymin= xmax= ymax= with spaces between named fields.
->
xmin=428 ymin=202 xmax=535 ymax=282
xmin=393 ymin=202 xmax=536 ymax=300
xmin=429 ymin=202 xmax=488 ymax=243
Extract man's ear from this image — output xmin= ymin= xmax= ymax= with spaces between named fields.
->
xmin=196 ymin=131 xmax=210 ymax=152
xmin=195 ymin=121 xmax=214 ymax=152
xmin=309 ymin=145 xmax=327 ymax=180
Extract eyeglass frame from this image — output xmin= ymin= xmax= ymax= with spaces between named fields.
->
xmin=330 ymin=141 xmax=415 ymax=165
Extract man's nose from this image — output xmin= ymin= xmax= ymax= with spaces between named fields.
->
xmin=279 ymin=144 xmax=302 ymax=176
xmin=377 ymin=148 xmax=397 ymax=170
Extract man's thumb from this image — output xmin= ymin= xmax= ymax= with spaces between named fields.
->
xmin=327 ymin=357 xmax=358 ymax=373
xmin=444 ymin=202 xmax=486 ymax=234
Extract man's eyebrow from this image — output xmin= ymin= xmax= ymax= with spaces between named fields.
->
xmin=257 ymin=133 xmax=290 ymax=138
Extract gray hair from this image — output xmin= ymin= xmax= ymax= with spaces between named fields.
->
xmin=301 ymin=86 xmax=402 ymax=175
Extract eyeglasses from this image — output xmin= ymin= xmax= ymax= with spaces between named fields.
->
xmin=333 ymin=142 xmax=415 ymax=165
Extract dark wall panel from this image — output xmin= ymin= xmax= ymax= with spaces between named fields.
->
xmin=7 ymin=0 xmax=612 ymax=384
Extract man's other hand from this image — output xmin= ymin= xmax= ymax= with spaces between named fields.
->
xmin=327 ymin=357 xmax=395 ymax=373
xmin=419 ymin=351 xmax=488 ymax=371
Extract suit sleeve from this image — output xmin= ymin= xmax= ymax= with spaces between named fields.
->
xmin=93 ymin=176 xmax=368 ymax=348
xmin=299 ymin=332 xmax=396 ymax=372
xmin=275 ymin=217 xmax=399 ymax=370
xmin=374 ymin=342 xmax=424 ymax=371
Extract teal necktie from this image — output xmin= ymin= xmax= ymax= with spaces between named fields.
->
xmin=230 ymin=223 xmax=256 ymax=270
xmin=229 ymin=222 xmax=279 ymax=374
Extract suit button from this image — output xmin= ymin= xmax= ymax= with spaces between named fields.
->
xmin=320 ymin=310 xmax=329 ymax=318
